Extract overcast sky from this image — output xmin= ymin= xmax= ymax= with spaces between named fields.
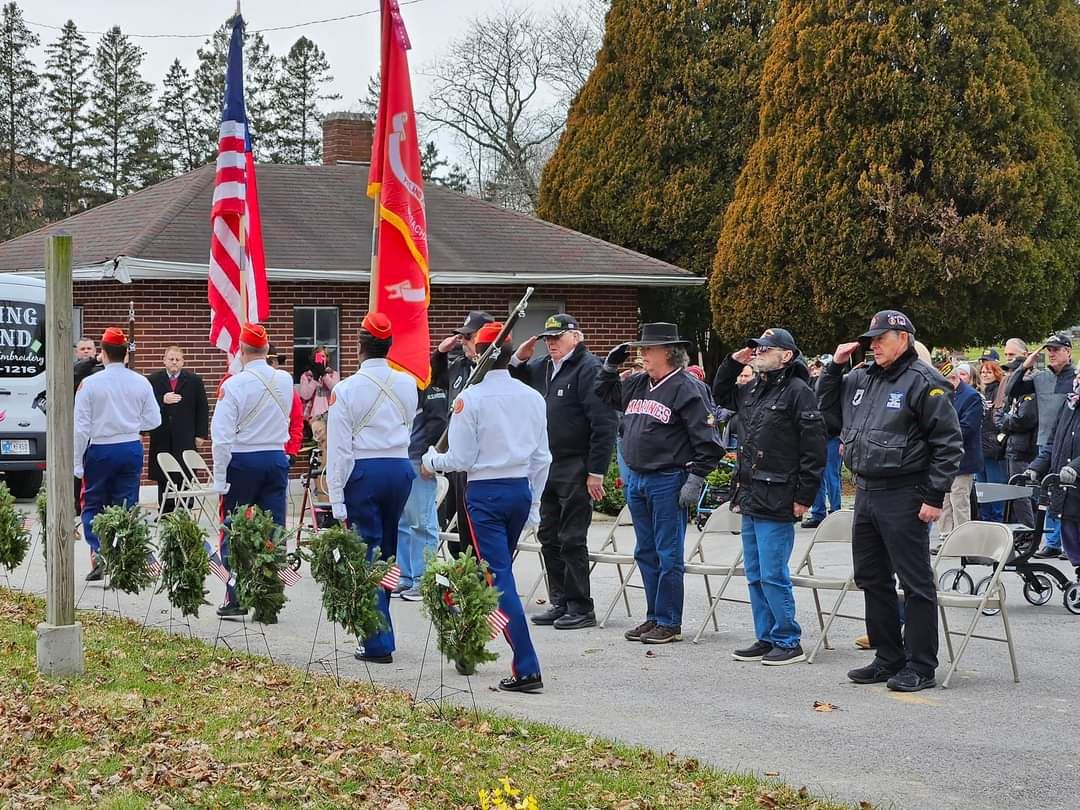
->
xmin=28 ymin=0 xmax=571 ymax=164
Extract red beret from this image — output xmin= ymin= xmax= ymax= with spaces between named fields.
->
xmin=101 ymin=327 xmax=127 ymax=346
xmin=475 ymin=322 xmax=505 ymax=345
xmin=686 ymin=365 xmax=706 ymax=382
xmin=361 ymin=312 xmax=392 ymax=339
xmin=239 ymin=323 xmax=269 ymax=348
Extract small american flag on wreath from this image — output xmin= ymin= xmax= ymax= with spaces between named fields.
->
xmin=380 ymin=564 xmax=401 ymax=591
xmin=485 ymin=608 xmax=510 ymax=639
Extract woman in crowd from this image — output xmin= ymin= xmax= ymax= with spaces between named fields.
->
xmin=976 ymin=356 xmax=1007 ymax=520
xmin=298 ymin=346 xmax=340 ymax=427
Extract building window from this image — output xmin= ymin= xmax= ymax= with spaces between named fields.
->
xmin=293 ymin=306 xmax=339 ymax=383
xmin=513 ymin=299 xmax=564 ymax=359
xmin=72 ymin=306 xmax=83 ymax=342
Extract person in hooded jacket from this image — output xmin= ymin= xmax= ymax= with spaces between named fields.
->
xmin=995 ymin=342 xmax=1037 ymax=527
xmin=712 ymin=328 xmax=826 ymax=666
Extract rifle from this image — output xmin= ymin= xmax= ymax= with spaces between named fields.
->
xmin=433 ymin=286 xmax=534 ymax=453
xmin=127 ymin=300 xmax=137 ymax=371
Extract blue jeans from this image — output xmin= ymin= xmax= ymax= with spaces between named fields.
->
xmin=397 ymin=460 xmax=439 ymax=587
xmin=811 ymin=437 xmax=842 ymax=521
xmin=625 ymin=468 xmax=688 ymax=628
xmin=1038 ymin=444 xmax=1062 ymax=549
xmin=616 ymin=438 xmax=630 ymax=484
xmin=741 ymin=515 xmax=801 ymax=648
xmin=81 ymin=440 xmax=144 ymax=554
xmin=977 ymin=458 xmax=1007 ymax=522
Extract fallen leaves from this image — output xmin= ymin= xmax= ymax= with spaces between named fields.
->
xmin=812 ymin=700 xmax=839 ymax=713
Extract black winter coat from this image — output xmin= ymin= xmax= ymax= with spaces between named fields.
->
xmin=431 ymin=347 xmax=475 ymax=413
xmin=996 ymin=363 xmax=1039 ymax=462
xmin=713 ymin=356 xmax=827 ymax=523
xmin=1029 ymin=399 xmax=1080 ymax=520
xmin=510 ymin=342 xmax=617 ymax=482
xmin=146 ymin=369 xmax=209 ymax=482
xmin=980 ymin=382 xmax=1005 ymax=461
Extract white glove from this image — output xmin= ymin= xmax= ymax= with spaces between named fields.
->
xmin=213 ymin=480 xmax=231 ymax=495
xmin=331 ymin=503 xmax=347 ymax=520
xmin=74 ymin=466 xmax=84 ymax=479
xmin=421 ymin=446 xmax=440 ymax=473
xmin=1059 ymin=466 xmax=1078 ymax=485
xmin=525 ymin=504 xmax=541 ymax=529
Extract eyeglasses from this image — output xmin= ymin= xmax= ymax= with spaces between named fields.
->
xmin=751 ymin=346 xmax=778 ymax=356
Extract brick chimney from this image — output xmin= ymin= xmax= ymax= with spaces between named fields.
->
xmin=321 ymin=112 xmax=373 ymax=165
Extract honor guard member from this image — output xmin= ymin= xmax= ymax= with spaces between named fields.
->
xmin=818 ymin=310 xmax=962 ymax=692
xmin=432 ymin=310 xmax=495 ymax=556
xmin=510 ymin=313 xmax=618 ymax=630
xmin=595 ymin=323 xmax=723 ymax=645
xmin=75 ymin=327 xmax=161 ymax=581
xmin=423 ymin=322 xmax=552 ymax=693
xmin=210 ymin=324 xmax=294 ymax=617
xmin=327 ymin=313 xmax=418 ymax=664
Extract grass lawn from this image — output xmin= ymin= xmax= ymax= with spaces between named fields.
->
xmin=0 ymin=588 xmax=860 ymax=809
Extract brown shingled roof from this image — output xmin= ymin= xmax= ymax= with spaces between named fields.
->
xmin=0 ymin=164 xmax=696 ymax=285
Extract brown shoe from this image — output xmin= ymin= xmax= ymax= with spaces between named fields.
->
xmin=624 ymin=620 xmax=656 ymax=642
xmin=641 ymin=625 xmax=682 ymax=644
xmin=854 ymin=634 xmax=873 ymax=650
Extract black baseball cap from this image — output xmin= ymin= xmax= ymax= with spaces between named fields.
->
xmin=456 ymin=310 xmax=494 ymax=336
xmin=537 ymin=313 xmax=579 ymax=338
xmin=746 ymin=327 xmax=798 ymax=352
xmin=1044 ymin=333 xmax=1072 ymax=349
xmin=860 ymin=309 xmax=916 ymax=340
xmin=979 ymin=349 xmax=1001 ymax=362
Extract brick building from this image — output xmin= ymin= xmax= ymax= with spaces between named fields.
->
xmin=0 ymin=113 xmax=698 ymax=392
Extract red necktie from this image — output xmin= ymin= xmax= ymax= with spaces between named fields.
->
xmin=169 ymin=376 xmax=178 ymax=392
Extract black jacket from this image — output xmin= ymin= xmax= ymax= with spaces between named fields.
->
xmin=146 ymin=368 xmax=209 ymax=482
xmin=996 ymin=363 xmax=1039 ymax=462
xmin=980 ymin=381 xmax=1005 ymax=461
xmin=408 ymin=385 xmax=449 ymax=461
xmin=595 ymin=366 xmax=722 ymax=478
xmin=1029 ymin=400 xmax=1080 ymax=520
xmin=817 ymin=348 xmax=963 ymax=508
xmin=74 ymin=357 xmax=102 ymax=389
xmin=431 ymin=347 xmax=475 ymax=413
xmin=713 ymin=356 xmax=827 ymax=522
xmin=510 ymin=342 xmax=617 ymax=482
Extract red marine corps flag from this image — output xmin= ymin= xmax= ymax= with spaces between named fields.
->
xmin=368 ymin=0 xmax=430 ymax=384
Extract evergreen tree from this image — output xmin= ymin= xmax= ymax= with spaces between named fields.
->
xmin=41 ymin=19 xmax=90 ymax=219
xmin=245 ymin=32 xmax=278 ymax=160
xmin=420 ymin=140 xmax=469 ymax=193
xmin=193 ymin=24 xmax=229 ymax=160
xmin=537 ymin=0 xmax=777 ymax=358
xmin=712 ymin=0 xmax=1080 ymax=350
xmin=271 ymin=36 xmax=339 ymax=165
xmin=359 ymin=73 xmax=379 ymax=118
xmin=86 ymin=26 xmax=163 ymax=198
xmin=0 ymin=1 xmax=42 ymax=239
xmin=159 ymin=59 xmax=202 ymax=173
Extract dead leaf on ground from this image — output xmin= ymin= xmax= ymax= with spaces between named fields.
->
xmin=645 ymin=650 xmax=657 ymax=658
xmin=755 ymin=792 xmax=780 ymax=809
xmin=813 ymin=700 xmax=839 ymax=713
xmin=764 ymin=771 xmax=780 ymax=777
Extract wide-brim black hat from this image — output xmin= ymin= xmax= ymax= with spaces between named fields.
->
xmin=628 ymin=322 xmax=690 ymax=347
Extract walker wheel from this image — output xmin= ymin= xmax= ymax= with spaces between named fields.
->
xmin=974 ymin=576 xmax=1002 ymax=616
xmin=1064 ymin=583 xmax=1080 ymax=616
xmin=1022 ymin=574 xmax=1054 ymax=606
xmin=938 ymin=568 xmax=973 ymax=594
xmin=286 ymin=552 xmax=301 ymax=572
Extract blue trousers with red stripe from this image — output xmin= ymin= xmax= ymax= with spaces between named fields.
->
xmin=345 ymin=457 xmax=415 ymax=657
xmin=220 ymin=450 xmax=289 ymax=604
xmin=81 ymin=441 xmax=143 ymax=554
xmin=465 ymin=477 xmax=541 ymax=677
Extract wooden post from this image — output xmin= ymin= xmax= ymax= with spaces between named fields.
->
xmin=36 ymin=233 xmax=83 ymax=676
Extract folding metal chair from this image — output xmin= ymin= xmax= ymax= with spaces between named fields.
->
xmin=182 ymin=449 xmax=214 ymax=488
xmin=684 ymin=507 xmax=746 ymax=643
xmin=589 ymin=506 xmax=641 ymax=627
xmin=513 ymin=526 xmax=548 ymax=602
xmin=157 ymin=452 xmax=218 ymax=526
xmin=789 ymin=510 xmax=860 ymax=663
xmin=933 ymin=521 xmax=1020 ymax=688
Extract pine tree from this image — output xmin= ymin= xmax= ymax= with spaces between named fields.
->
xmin=420 ymin=140 xmax=469 ymax=192
xmin=272 ymin=36 xmax=340 ymax=165
xmin=0 ymin=1 xmax=42 ymax=239
xmin=245 ymin=32 xmax=278 ymax=160
xmin=159 ymin=59 xmax=202 ymax=173
xmin=711 ymin=0 xmax=1080 ymax=350
xmin=41 ymin=19 xmax=90 ymax=219
xmin=86 ymin=26 xmax=162 ymax=198
xmin=537 ymin=0 xmax=777 ymax=357
xmin=193 ymin=24 xmax=229 ymax=161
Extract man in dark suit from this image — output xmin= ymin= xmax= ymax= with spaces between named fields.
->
xmin=146 ymin=346 xmax=209 ymax=512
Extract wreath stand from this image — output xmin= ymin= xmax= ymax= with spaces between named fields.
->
xmin=214 ymin=613 xmax=275 ymax=661
xmin=412 ymin=614 xmax=479 ymax=722
xmin=75 ymin=570 xmax=124 ymax=618
xmin=303 ymin=603 xmax=378 ymax=688
xmin=16 ymin=523 xmax=40 ymax=592
xmin=140 ymin=588 xmax=194 ymax=639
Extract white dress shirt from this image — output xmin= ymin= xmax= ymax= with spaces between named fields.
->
xmin=73 ymin=363 xmax=160 ymax=478
xmin=423 ymin=369 xmax=551 ymax=521
xmin=326 ymin=358 xmax=419 ymax=508
xmin=210 ymin=359 xmax=294 ymax=487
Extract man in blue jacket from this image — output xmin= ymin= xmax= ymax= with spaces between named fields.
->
xmin=938 ymin=362 xmax=983 ymax=537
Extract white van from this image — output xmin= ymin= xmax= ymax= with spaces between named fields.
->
xmin=0 ymin=273 xmax=46 ymax=498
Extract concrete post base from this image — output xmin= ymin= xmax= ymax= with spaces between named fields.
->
xmin=36 ymin=622 xmax=84 ymax=677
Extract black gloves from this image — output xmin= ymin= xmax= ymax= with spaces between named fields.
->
xmin=604 ymin=342 xmax=631 ymax=371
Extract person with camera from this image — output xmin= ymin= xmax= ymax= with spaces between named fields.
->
xmin=713 ymin=328 xmax=826 ymax=666
xmin=818 ymin=310 xmax=962 ymax=692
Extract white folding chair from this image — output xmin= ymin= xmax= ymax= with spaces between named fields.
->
xmin=789 ymin=510 xmax=860 ymax=663
xmin=589 ymin=506 xmax=641 ymax=627
xmin=182 ymin=449 xmax=214 ymax=488
xmin=435 ymin=474 xmax=450 ymax=509
xmin=684 ymin=507 xmax=746 ymax=643
xmin=933 ymin=521 xmax=1020 ymax=688
xmin=512 ymin=526 xmax=548 ymax=602
xmin=157 ymin=452 xmax=218 ymax=526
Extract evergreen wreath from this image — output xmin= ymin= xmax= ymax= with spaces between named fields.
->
xmin=157 ymin=511 xmax=210 ymax=617
xmin=226 ymin=505 xmax=287 ymax=624
xmin=419 ymin=550 xmax=501 ymax=675
xmin=305 ymin=524 xmax=388 ymax=640
xmin=0 ymin=481 xmax=30 ymax=572
xmin=91 ymin=504 xmax=156 ymax=594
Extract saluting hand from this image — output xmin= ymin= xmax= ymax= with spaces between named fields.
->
xmin=587 ymin=473 xmax=605 ymax=501
xmin=730 ymin=347 xmax=753 ymax=365
xmin=605 ymin=342 xmax=631 ymax=369
xmin=516 ymin=336 xmax=539 ymax=362
xmin=438 ymin=334 xmax=463 ymax=354
xmin=833 ymin=342 xmax=862 ymax=365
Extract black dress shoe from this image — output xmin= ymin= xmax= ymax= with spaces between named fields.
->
xmin=455 ymin=660 xmax=476 ymax=676
xmin=553 ymin=611 xmax=597 ymax=630
xmin=498 ymin=673 xmax=543 ymax=693
xmin=354 ymin=651 xmax=393 ymax=664
xmin=216 ymin=603 xmax=247 ymax=618
xmin=530 ymin=605 xmax=567 ymax=626
xmin=847 ymin=661 xmax=901 ymax=684
xmin=1034 ymin=546 xmax=1061 ymax=559
xmin=85 ymin=559 xmax=105 ymax=582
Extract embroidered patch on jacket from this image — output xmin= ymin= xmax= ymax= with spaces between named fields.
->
xmin=852 ymin=389 xmax=865 ymax=406
xmin=453 ymin=398 xmax=465 ymax=414
xmin=625 ymin=398 xmax=672 ymax=424
xmin=886 ymin=391 xmax=904 ymax=409
xmin=928 ymin=388 xmax=945 ymax=397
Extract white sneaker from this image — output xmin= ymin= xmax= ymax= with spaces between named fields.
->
xmin=400 ymin=586 xmax=423 ymax=602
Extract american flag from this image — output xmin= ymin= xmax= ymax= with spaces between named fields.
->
xmin=379 ymin=564 xmax=401 ymax=591
xmin=277 ymin=565 xmax=302 ymax=587
xmin=207 ymin=12 xmax=269 ymax=372
xmin=204 ymin=542 xmax=232 ymax=585
xmin=486 ymin=608 xmax=510 ymax=639
xmin=145 ymin=554 xmax=163 ymax=578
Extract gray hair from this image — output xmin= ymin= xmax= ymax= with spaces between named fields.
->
xmin=666 ymin=346 xmax=690 ymax=369
xmin=955 ymin=362 xmax=972 ymax=378
xmin=1005 ymin=337 xmax=1028 ymax=354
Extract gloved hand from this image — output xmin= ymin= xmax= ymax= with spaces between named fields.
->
xmin=421 ymin=446 xmax=439 ymax=474
xmin=212 ymin=480 xmax=231 ymax=495
xmin=332 ymin=503 xmax=347 ymax=520
xmin=604 ymin=342 xmax=631 ymax=371
xmin=1060 ymin=466 xmax=1078 ymax=485
xmin=1022 ymin=468 xmax=1039 ymax=483
xmin=678 ymin=473 xmax=705 ymax=509
xmin=525 ymin=503 xmax=541 ymax=530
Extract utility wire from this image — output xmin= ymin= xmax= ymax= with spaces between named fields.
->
xmin=26 ymin=0 xmax=425 ymax=40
